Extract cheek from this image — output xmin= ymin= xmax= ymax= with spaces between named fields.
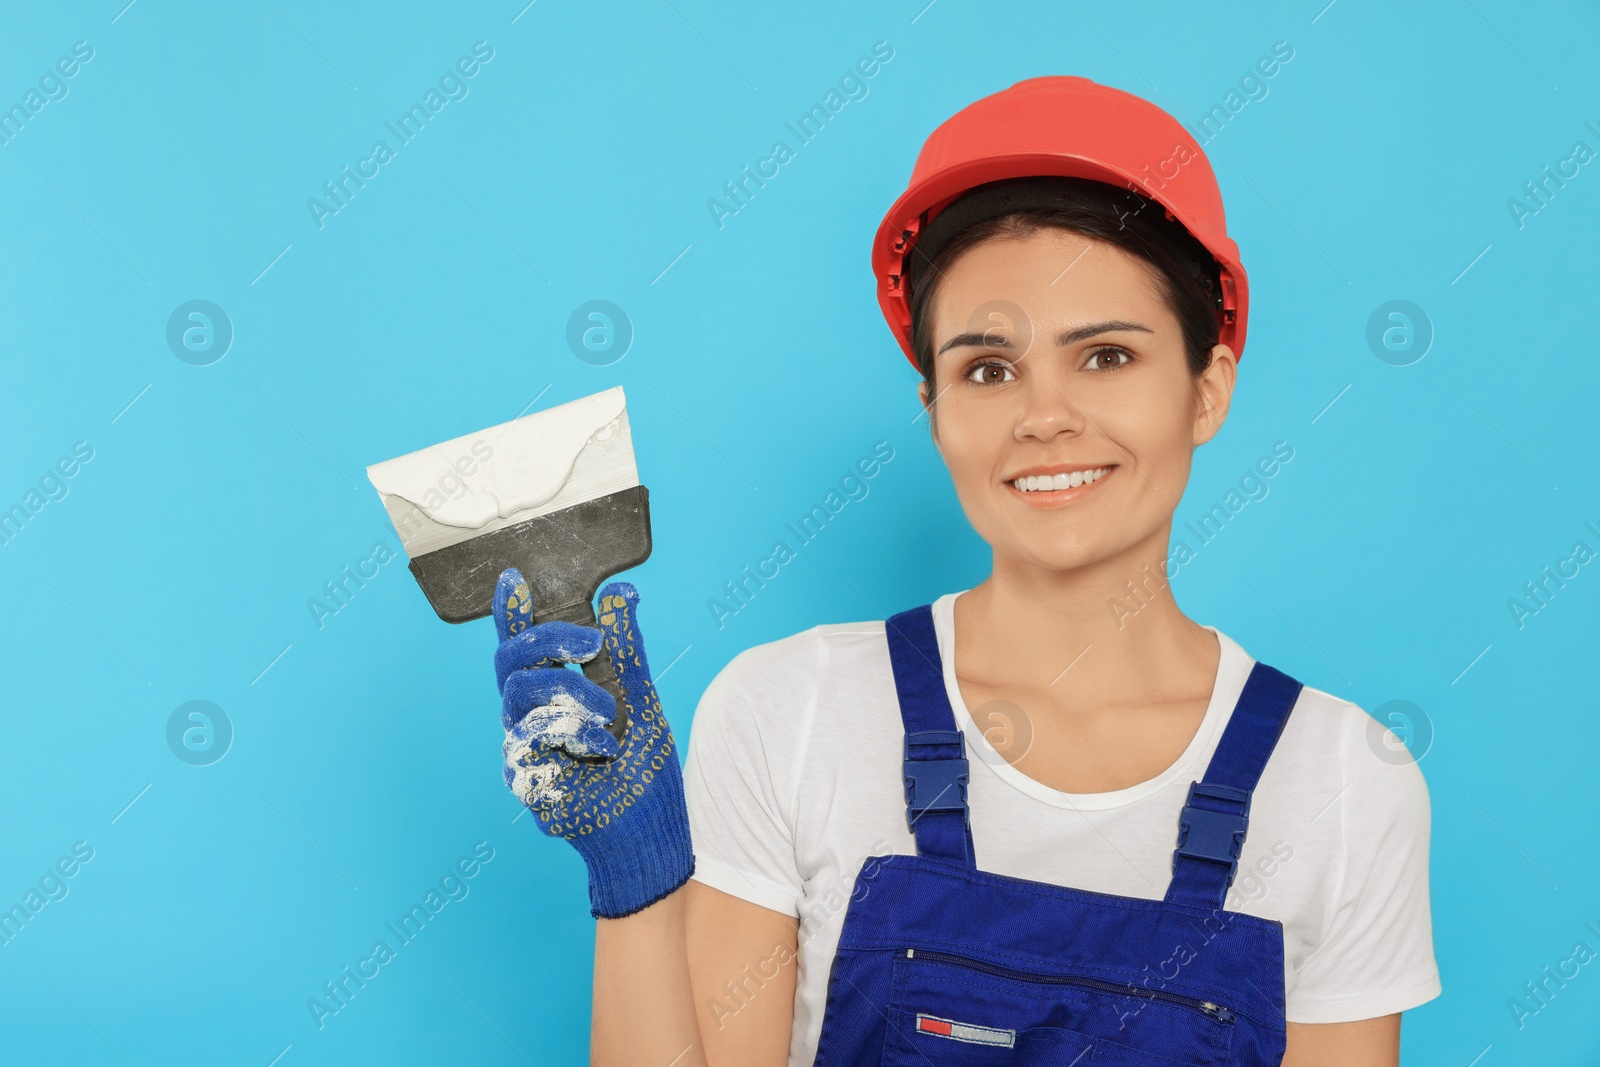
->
xmin=1088 ymin=382 xmax=1194 ymax=459
xmin=933 ymin=397 xmax=1006 ymax=478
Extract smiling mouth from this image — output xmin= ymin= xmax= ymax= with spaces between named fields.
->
xmin=1007 ymin=466 xmax=1113 ymax=492
xmin=1004 ymin=465 xmax=1116 ymax=506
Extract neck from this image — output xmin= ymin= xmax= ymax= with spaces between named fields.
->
xmin=956 ymin=521 xmax=1217 ymax=703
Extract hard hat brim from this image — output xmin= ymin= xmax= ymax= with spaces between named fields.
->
xmin=873 ymin=150 xmax=1248 ymax=369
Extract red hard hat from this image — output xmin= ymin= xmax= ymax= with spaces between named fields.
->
xmin=873 ymin=76 xmax=1248 ymax=369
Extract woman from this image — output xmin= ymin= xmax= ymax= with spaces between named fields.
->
xmin=491 ymin=76 xmax=1440 ymax=1065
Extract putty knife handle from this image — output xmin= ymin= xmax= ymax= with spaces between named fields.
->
xmin=541 ymin=599 xmax=630 ymax=758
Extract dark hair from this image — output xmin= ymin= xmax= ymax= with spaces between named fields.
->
xmin=904 ymin=176 xmax=1224 ymax=390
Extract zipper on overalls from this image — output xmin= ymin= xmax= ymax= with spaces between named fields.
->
xmin=900 ymin=947 xmax=1236 ymax=1024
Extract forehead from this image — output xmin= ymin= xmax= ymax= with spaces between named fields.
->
xmin=928 ymin=229 xmax=1173 ymax=338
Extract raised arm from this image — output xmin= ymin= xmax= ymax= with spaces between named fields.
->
xmin=492 ymin=570 xmax=705 ymax=1064
xmin=590 ymin=880 xmax=798 ymax=1066
xmin=1282 ymin=1015 xmax=1400 ymax=1066
xmin=492 ymin=569 xmax=802 ymax=1064
xmin=684 ymin=881 xmax=799 ymax=1065
xmin=590 ymin=885 xmax=705 ymax=1066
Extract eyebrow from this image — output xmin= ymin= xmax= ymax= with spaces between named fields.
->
xmin=935 ymin=319 xmax=1154 ymax=357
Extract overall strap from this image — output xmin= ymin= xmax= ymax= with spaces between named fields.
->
xmin=885 ymin=604 xmax=975 ymax=867
xmin=1164 ymin=659 xmax=1304 ymax=910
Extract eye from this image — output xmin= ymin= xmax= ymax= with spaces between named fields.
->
xmin=1086 ymin=347 xmax=1134 ymax=372
xmin=964 ymin=357 xmax=1016 ymax=385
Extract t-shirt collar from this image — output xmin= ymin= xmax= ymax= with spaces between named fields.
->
xmin=930 ymin=590 xmax=1255 ymax=811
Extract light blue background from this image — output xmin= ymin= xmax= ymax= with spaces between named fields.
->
xmin=2 ymin=0 xmax=1597 ymax=1063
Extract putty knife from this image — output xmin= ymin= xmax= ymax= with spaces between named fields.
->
xmin=365 ymin=385 xmax=651 ymax=748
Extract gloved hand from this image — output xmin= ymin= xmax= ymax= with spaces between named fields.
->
xmin=493 ymin=567 xmax=694 ymax=918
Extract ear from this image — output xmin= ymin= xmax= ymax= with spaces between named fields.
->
xmin=918 ymin=377 xmax=941 ymax=450
xmin=1192 ymin=343 xmax=1236 ymax=446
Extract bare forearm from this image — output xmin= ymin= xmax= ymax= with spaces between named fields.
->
xmin=1282 ymin=1015 xmax=1400 ymax=1066
xmin=592 ymin=884 xmax=706 ymax=1067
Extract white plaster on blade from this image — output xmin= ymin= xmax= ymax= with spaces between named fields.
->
xmin=367 ymin=386 xmax=629 ymax=531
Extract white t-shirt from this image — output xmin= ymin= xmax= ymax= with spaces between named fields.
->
xmin=683 ymin=591 xmax=1441 ymax=1066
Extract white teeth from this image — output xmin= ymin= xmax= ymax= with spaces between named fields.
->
xmin=1011 ymin=467 xmax=1111 ymax=492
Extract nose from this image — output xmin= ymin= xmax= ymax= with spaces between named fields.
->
xmin=1013 ymin=371 xmax=1088 ymax=443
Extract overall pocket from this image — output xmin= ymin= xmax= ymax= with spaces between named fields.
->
xmin=882 ymin=947 xmax=1236 ymax=1067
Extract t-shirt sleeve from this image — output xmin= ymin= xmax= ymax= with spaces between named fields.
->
xmin=1285 ymin=711 xmax=1443 ymax=1022
xmin=681 ymin=633 xmax=820 ymax=918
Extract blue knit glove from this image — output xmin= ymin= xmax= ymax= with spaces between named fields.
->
xmin=493 ymin=567 xmax=694 ymax=918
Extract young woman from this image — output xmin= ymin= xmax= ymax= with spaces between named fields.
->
xmin=491 ymin=76 xmax=1440 ymax=1066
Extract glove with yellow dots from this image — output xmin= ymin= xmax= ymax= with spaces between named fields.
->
xmin=493 ymin=566 xmax=694 ymax=919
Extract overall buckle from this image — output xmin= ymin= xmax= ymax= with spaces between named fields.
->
xmin=903 ymin=730 xmax=969 ymax=833
xmin=1172 ymin=780 xmax=1252 ymax=889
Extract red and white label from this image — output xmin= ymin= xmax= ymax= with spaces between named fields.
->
xmin=915 ymin=1013 xmax=1016 ymax=1048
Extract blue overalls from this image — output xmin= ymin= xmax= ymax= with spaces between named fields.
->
xmin=812 ymin=604 xmax=1306 ymax=1065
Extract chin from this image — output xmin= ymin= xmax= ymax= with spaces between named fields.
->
xmin=992 ymin=513 xmax=1161 ymax=571
xmin=997 ymin=534 xmax=1107 ymax=574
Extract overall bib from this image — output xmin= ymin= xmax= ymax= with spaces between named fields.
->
xmin=812 ymin=604 xmax=1305 ymax=1066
